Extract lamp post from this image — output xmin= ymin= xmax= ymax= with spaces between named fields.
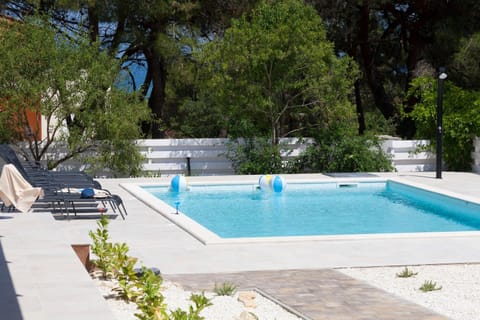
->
xmin=436 ymin=67 xmax=447 ymax=179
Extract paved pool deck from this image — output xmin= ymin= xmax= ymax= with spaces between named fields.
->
xmin=1 ymin=171 xmax=480 ymax=319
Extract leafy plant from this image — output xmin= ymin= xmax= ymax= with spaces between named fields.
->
xmin=213 ymin=282 xmax=237 ymax=296
xmin=419 ymin=280 xmax=442 ymax=292
xmin=88 ymin=214 xmax=211 ymax=320
xmin=225 ymin=138 xmax=286 ymax=174
xmin=406 ymin=76 xmax=480 ymax=170
xmin=89 ymin=215 xmax=114 ymax=279
xmin=288 ymin=127 xmax=393 ymax=173
xmin=135 ymin=267 xmax=168 ymax=320
xmin=170 ymin=293 xmax=212 ymax=320
xmin=396 ymin=267 xmax=418 ymax=278
xmin=110 ymin=242 xmax=139 ymax=302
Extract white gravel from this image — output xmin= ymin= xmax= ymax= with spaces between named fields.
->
xmin=338 ymin=264 xmax=480 ymax=320
xmin=93 ymin=277 xmax=302 ymax=320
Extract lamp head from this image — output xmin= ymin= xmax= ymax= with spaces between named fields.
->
xmin=438 ymin=67 xmax=447 ymax=80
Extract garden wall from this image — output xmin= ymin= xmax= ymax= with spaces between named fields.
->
xmin=136 ymin=138 xmax=435 ymax=176
xmin=42 ymin=138 xmax=438 ymax=176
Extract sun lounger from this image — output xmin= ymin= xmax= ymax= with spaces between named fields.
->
xmin=0 ymin=144 xmax=127 ymax=219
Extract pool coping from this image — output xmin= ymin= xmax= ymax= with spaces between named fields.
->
xmin=120 ymin=176 xmax=480 ymax=245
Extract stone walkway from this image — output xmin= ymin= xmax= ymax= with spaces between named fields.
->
xmin=166 ymin=269 xmax=448 ymax=320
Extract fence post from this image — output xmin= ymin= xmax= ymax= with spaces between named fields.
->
xmin=186 ymin=157 xmax=191 ymax=176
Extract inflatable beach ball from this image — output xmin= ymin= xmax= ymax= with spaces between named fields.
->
xmin=170 ymin=175 xmax=188 ymax=192
xmin=271 ymin=175 xmax=287 ymax=193
xmin=258 ymin=175 xmax=273 ymax=191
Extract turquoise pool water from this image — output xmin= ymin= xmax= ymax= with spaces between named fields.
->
xmin=144 ymin=181 xmax=480 ymax=238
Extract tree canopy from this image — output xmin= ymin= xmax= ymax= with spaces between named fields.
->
xmin=0 ymin=15 xmax=149 ymax=175
xmin=184 ymin=0 xmax=357 ymax=144
xmin=4 ymin=0 xmax=480 ymax=140
xmin=3 ymin=0 xmax=480 ymax=173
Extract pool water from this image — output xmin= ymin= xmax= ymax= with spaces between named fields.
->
xmin=144 ymin=181 xmax=480 ymax=238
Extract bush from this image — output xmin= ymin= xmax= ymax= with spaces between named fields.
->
xmin=419 ymin=280 xmax=442 ymax=292
xmin=396 ymin=267 xmax=418 ymax=278
xmin=89 ymin=216 xmax=114 ymax=279
xmin=88 ymin=216 xmax=212 ymax=320
xmin=225 ymin=138 xmax=287 ymax=174
xmin=288 ymin=129 xmax=393 ymax=173
xmin=213 ymin=282 xmax=237 ymax=296
xmin=406 ymin=76 xmax=480 ymax=170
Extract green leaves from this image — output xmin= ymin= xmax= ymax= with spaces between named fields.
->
xmin=191 ymin=0 xmax=357 ymax=141
xmin=396 ymin=267 xmax=418 ymax=278
xmin=419 ymin=280 xmax=442 ymax=292
xmin=88 ymin=215 xmax=212 ymax=320
xmin=288 ymin=127 xmax=393 ymax=173
xmin=89 ymin=216 xmax=114 ymax=279
xmin=225 ymin=138 xmax=285 ymax=174
xmin=0 ymin=14 xmax=149 ymax=175
xmin=406 ymin=76 xmax=480 ymax=170
xmin=213 ymin=282 xmax=237 ymax=296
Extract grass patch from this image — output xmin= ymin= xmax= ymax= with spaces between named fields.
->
xmin=419 ymin=280 xmax=442 ymax=292
xmin=396 ymin=267 xmax=418 ymax=278
xmin=213 ymin=282 xmax=237 ymax=296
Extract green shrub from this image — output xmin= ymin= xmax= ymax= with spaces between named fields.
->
xmin=110 ymin=242 xmax=139 ymax=301
xmin=89 ymin=215 xmax=114 ymax=279
xmin=225 ymin=138 xmax=287 ymax=174
xmin=88 ymin=217 xmax=212 ymax=320
xmin=288 ymin=129 xmax=393 ymax=173
xmin=406 ymin=76 xmax=480 ymax=170
xmin=170 ymin=293 xmax=212 ymax=320
xmin=419 ymin=280 xmax=442 ymax=292
xmin=396 ymin=267 xmax=418 ymax=278
xmin=213 ymin=282 xmax=237 ymax=296
xmin=135 ymin=267 xmax=168 ymax=320
xmin=364 ymin=110 xmax=398 ymax=136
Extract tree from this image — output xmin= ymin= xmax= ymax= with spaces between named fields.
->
xmin=189 ymin=0 xmax=358 ymax=144
xmin=450 ymin=32 xmax=480 ymax=91
xmin=0 ymin=15 xmax=150 ymax=176
xmin=309 ymin=0 xmax=480 ymax=138
xmin=2 ymin=0 xmax=262 ymax=138
xmin=406 ymin=76 xmax=480 ymax=170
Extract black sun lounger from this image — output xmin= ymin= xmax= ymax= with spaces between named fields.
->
xmin=0 ymin=144 xmax=127 ymax=219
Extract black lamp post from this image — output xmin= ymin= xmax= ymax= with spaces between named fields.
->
xmin=436 ymin=67 xmax=447 ymax=179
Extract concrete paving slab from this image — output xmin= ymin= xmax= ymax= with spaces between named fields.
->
xmin=0 ymin=212 xmax=117 ymax=320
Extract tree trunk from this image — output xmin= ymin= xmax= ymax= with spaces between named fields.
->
xmin=354 ymin=80 xmax=365 ymax=135
xmin=87 ymin=5 xmax=99 ymax=42
xmin=358 ymin=4 xmax=396 ymax=120
xmin=144 ymin=48 xmax=167 ymax=138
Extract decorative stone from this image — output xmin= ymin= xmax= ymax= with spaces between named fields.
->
xmin=238 ymin=291 xmax=257 ymax=308
xmin=134 ymin=267 xmax=161 ymax=277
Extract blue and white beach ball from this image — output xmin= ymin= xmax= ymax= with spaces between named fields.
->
xmin=271 ymin=175 xmax=287 ymax=193
xmin=258 ymin=175 xmax=273 ymax=191
xmin=170 ymin=174 xmax=188 ymax=192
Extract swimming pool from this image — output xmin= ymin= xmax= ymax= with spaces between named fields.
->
xmin=133 ymin=178 xmax=480 ymax=243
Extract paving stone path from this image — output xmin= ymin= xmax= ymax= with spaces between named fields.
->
xmin=165 ymin=269 xmax=448 ymax=320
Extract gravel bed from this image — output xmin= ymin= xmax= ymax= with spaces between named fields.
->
xmin=93 ymin=277 xmax=302 ymax=320
xmin=338 ymin=264 xmax=480 ymax=320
